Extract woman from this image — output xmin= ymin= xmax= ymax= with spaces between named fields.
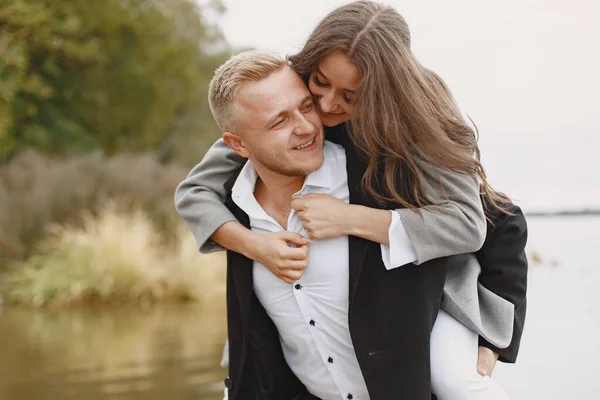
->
xmin=176 ymin=1 xmax=526 ymax=399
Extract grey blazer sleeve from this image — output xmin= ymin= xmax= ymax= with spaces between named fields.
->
xmin=174 ymin=138 xmax=245 ymax=252
xmin=397 ymin=158 xmax=487 ymax=265
xmin=176 ymin=139 xmax=486 ymax=261
xmin=440 ymin=200 xmax=528 ymax=359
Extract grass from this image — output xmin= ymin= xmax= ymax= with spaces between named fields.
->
xmin=0 ymin=149 xmax=189 ymax=268
xmin=0 ymin=203 xmax=226 ymax=307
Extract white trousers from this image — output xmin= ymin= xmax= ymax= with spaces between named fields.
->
xmin=430 ymin=309 xmax=511 ymax=400
xmin=222 ymin=309 xmax=511 ymax=400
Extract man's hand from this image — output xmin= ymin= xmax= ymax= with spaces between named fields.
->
xmin=291 ymin=193 xmax=351 ymax=240
xmin=248 ymin=231 xmax=311 ymax=284
xmin=477 ymin=346 xmax=499 ymax=376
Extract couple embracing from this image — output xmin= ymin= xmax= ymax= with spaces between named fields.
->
xmin=175 ymin=1 xmax=528 ymax=399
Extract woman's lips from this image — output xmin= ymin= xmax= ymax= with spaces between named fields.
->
xmin=316 ymin=104 xmax=345 ymax=118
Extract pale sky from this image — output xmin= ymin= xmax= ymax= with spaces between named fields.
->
xmin=216 ymin=0 xmax=599 ymax=211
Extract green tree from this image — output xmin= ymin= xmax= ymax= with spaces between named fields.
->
xmin=0 ymin=0 xmax=229 ymax=162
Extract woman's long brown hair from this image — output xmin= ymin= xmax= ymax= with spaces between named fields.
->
xmin=288 ymin=0 xmax=509 ymax=213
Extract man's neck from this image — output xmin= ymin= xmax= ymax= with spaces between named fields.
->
xmin=253 ymin=166 xmax=305 ymax=230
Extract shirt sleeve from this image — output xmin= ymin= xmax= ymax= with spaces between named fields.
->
xmin=380 ymin=210 xmax=418 ymax=270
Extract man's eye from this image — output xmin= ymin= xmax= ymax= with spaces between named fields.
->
xmin=301 ymin=103 xmax=313 ymax=112
xmin=273 ymin=118 xmax=287 ymax=128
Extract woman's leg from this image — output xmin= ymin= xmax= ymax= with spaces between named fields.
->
xmin=430 ymin=309 xmax=510 ymax=400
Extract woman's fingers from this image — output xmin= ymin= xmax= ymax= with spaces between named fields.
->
xmin=275 ymin=230 xmax=311 ymax=246
xmin=290 ymin=198 xmax=307 ymax=211
xmin=281 ymin=269 xmax=304 ymax=282
xmin=283 ymin=244 xmax=309 ymax=261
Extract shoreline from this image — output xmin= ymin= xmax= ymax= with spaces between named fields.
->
xmin=524 ymin=209 xmax=600 ymax=217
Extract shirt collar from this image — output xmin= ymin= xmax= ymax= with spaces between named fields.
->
xmin=231 ymin=141 xmax=334 ymax=219
xmin=301 ymin=143 xmax=333 ymax=192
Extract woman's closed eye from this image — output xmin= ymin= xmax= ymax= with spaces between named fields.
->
xmin=314 ymin=75 xmax=353 ymax=105
xmin=313 ymin=75 xmax=327 ymax=87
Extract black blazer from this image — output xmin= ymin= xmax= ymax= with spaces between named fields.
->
xmin=477 ymin=201 xmax=528 ymax=363
xmin=223 ymin=133 xmax=448 ymax=400
xmin=326 ymin=125 xmax=528 ymax=364
xmin=222 ymin=127 xmax=528 ymax=399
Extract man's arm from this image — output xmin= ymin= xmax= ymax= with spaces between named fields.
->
xmin=174 ymin=138 xmax=246 ymax=252
xmin=476 ymin=201 xmax=528 ymax=363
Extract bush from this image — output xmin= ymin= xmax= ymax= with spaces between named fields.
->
xmin=0 ymin=149 xmax=191 ymax=268
xmin=1 ymin=203 xmax=225 ymax=307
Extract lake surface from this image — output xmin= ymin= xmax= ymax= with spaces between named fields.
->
xmin=0 ymin=216 xmax=598 ymax=399
xmin=494 ymin=215 xmax=600 ymax=399
xmin=0 ymin=304 xmax=228 ymax=400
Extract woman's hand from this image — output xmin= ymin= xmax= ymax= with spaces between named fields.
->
xmin=291 ymin=193 xmax=351 ymax=240
xmin=247 ymin=230 xmax=311 ymax=284
xmin=476 ymin=346 xmax=499 ymax=377
xmin=292 ymin=194 xmax=393 ymax=244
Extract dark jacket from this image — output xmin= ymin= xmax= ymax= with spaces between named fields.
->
xmin=477 ymin=201 xmax=528 ymax=363
xmin=224 ymin=133 xmax=448 ymax=400
xmin=223 ymin=129 xmax=527 ymax=399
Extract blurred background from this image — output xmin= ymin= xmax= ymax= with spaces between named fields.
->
xmin=0 ymin=0 xmax=598 ymax=399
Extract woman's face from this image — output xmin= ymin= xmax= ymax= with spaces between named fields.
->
xmin=308 ymin=50 xmax=360 ymax=127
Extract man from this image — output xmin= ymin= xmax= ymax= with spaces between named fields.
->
xmin=179 ymin=51 xmax=527 ymax=399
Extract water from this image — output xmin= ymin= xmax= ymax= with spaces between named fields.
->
xmin=0 ymin=304 xmax=228 ymax=400
xmin=0 ymin=216 xmax=598 ymax=399
xmin=494 ymin=215 xmax=600 ymax=399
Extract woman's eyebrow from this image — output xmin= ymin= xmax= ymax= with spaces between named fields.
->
xmin=316 ymin=66 xmax=329 ymax=80
xmin=316 ymin=67 xmax=356 ymax=94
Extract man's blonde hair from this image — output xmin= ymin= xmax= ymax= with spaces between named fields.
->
xmin=209 ymin=50 xmax=288 ymax=132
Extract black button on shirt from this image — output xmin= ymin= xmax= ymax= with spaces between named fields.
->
xmin=309 ymin=319 xmax=315 ymax=326
xmin=294 ymin=284 xmax=302 ymax=290
xmin=327 ymin=357 xmax=333 ymax=363
xmin=224 ymin=377 xmax=233 ymax=389
xmin=347 ymin=395 xmax=353 ymax=400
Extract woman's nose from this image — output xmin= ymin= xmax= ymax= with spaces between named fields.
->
xmin=319 ymin=90 xmax=337 ymax=113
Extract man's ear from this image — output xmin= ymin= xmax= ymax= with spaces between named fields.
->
xmin=222 ymin=132 xmax=250 ymax=158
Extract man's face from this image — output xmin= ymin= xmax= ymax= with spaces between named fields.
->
xmin=232 ymin=67 xmax=325 ymax=177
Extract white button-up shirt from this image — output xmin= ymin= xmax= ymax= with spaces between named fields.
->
xmin=230 ymin=141 xmax=417 ymax=400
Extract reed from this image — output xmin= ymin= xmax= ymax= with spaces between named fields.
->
xmin=1 ymin=203 xmax=226 ymax=307
xmin=0 ymin=150 xmax=189 ymax=268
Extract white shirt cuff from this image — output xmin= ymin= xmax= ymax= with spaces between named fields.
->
xmin=380 ymin=210 xmax=418 ymax=270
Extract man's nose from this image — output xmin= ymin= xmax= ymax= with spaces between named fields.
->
xmin=293 ymin=111 xmax=314 ymax=135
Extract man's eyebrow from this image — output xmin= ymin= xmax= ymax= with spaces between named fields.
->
xmin=265 ymin=95 xmax=314 ymax=127
xmin=300 ymin=94 xmax=314 ymax=105
xmin=316 ymin=66 xmax=356 ymax=94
